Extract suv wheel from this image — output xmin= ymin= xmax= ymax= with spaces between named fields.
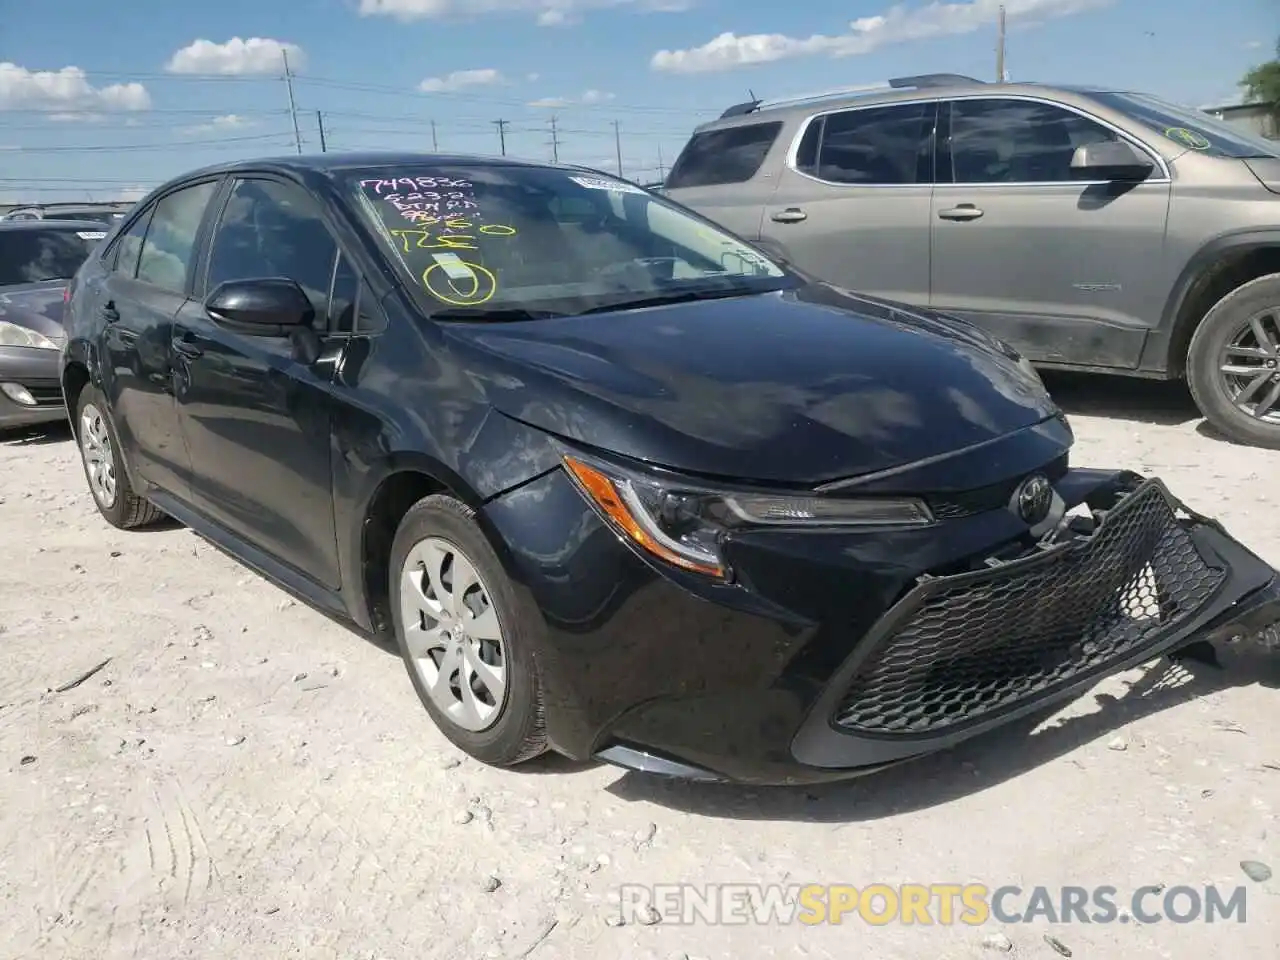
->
xmin=389 ymin=493 xmax=547 ymax=767
xmin=1187 ymin=273 xmax=1280 ymax=450
xmin=74 ymin=385 xmax=167 ymax=529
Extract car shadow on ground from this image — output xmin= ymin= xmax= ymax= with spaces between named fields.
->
xmin=604 ymin=642 xmax=1279 ymax=822
xmin=1040 ymin=371 xmax=1202 ymax=428
xmin=0 ymin=421 xmax=73 ymax=446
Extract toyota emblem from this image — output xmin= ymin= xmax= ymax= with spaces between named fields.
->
xmin=1013 ymin=474 xmax=1054 ymax=525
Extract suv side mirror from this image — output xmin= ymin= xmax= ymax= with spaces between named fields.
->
xmin=204 ymin=278 xmax=315 ymax=336
xmin=1070 ymin=140 xmax=1155 ymax=181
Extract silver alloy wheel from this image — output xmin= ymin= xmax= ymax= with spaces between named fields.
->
xmin=79 ymin=403 xmax=118 ymax=508
xmin=1219 ymin=308 xmax=1280 ymax=424
xmin=399 ymin=536 xmax=507 ymax=732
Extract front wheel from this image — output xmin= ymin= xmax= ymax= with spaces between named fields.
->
xmin=389 ymin=493 xmax=547 ymax=767
xmin=74 ymin=385 xmax=166 ymax=529
xmin=1186 ymin=273 xmax=1280 ymax=449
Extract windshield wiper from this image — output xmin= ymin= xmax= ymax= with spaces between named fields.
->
xmin=574 ymin=287 xmax=761 ymax=316
xmin=429 ymin=307 xmax=566 ymax=322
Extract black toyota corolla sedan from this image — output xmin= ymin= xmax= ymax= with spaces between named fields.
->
xmin=60 ymin=153 xmax=1280 ymax=785
xmin=0 ymin=219 xmax=108 ymax=429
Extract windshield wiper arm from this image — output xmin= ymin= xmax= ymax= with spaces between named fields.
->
xmin=429 ymin=307 xmax=565 ymax=322
xmin=575 ymin=288 xmax=757 ymax=316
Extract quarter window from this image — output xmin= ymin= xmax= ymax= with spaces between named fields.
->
xmin=136 ymin=181 xmax=218 ymax=294
xmin=666 ymin=122 xmax=783 ymax=188
xmin=795 ymin=103 xmax=935 ymax=185
xmin=947 ymin=99 xmax=1125 ymax=184
xmin=330 ymin=253 xmax=386 ymax=335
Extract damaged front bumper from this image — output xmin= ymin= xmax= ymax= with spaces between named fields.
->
xmin=790 ymin=469 xmax=1280 ymax=773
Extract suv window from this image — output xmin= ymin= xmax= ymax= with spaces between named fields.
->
xmin=795 ymin=103 xmax=934 ymax=185
xmin=0 ymin=227 xmax=101 ymax=286
xmin=113 ymin=208 xmax=153 ymax=277
xmin=207 ymin=178 xmax=339 ymax=325
xmin=946 ymin=98 xmax=1123 ymax=184
xmin=666 ymin=122 xmax=783 ymax=189
xmin=136 ymin=181 xmax=218 ymax=293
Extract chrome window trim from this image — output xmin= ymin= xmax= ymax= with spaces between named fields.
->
xmin=782 ymin=92 xmax=1172 ymax=189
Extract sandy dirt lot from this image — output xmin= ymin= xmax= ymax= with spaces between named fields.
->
xmin=1 ymin=374 xmax=1278 ymax=960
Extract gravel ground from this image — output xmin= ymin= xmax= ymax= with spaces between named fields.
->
xmin=1 ymin=373 xmax=1278 ymax=960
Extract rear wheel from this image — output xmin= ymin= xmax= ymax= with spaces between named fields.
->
xmin=389 ymin=493 xmax=547 ymax=766
xmin=1186 ymin=273 xmax=1280 ymax=449
xmin=74 ymin=385 xmax=166 ymax=529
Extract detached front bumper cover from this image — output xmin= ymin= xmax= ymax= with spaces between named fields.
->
xmin=793 ymin=472 xmax=1280 ymax=771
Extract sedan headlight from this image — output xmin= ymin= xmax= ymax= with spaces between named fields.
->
xmin=562 ymin=452 xmax=933 ymax=580
xmin=0 ymin=321 xmax=58 ymax=350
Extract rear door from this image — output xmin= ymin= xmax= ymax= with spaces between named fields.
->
xmin=928 ymin=96 xmax=1172 ymax=368
xmin=94 ymin=180 xmax=220 ymax=497
xmin=758 ymin=101 xmax=937 ymax=306
xmin=171 ymin=176 xmax=355 ymax=589
xmin=662 ymin=120 xmax=785 ymax=241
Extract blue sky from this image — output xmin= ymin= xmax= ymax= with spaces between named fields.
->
xmin=1 ymin=0 xmax=1274 ymax=202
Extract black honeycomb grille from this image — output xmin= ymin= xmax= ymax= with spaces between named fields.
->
xmin=926 ymin=454 xmax=1070 ymax=520
xmin=833 ymin=481 xmax=1226 ymax=736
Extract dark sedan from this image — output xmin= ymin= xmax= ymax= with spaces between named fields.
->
xmin=60 ymin=153 xmax=1280 ymax=785
xmin=0 ymin=220 xmax=108 ymax=429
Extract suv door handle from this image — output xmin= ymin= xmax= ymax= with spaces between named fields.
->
xmin=770 ymin=208 xmax=808 ymax=224
xmin=101 ymin=301 xmax=120 ymax=323
xmin=938 ymin=204 xmax=984 ymax=221
xmin=171 ymin=337 xmax=203 ymax=360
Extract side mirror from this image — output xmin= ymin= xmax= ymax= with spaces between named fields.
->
xmin=1070 ymin=140 xmax=1155 ymax=181
xmin=204 ymin=278 xmax=315 ymax=336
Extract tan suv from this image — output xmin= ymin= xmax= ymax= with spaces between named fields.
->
xmin=663 ymin=74 xmax=1280 ymax=449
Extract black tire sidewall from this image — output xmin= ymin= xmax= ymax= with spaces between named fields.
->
xmin=1187 ymin=274 xmax=1280 ymax=449
xmin=388 ymin=494 xmax=544 ymax=764
xmin=74 ymin=384 xmax=134 ymax=526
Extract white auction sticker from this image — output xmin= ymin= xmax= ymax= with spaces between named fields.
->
xmin=569 ymin=175 xmax=645 ymax=194
xmin=431 ymin=252 xmax=476 ymax=282
xmin=76 ymin=231 xmax=107 ymax=240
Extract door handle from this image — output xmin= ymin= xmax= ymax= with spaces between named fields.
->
xmin=938 ymin=204 xmax=984 ymax=221
xmin=101 ymin=301 xmax=120 ymax=323
xmin=171 ymin=337 xmax=203 ymax=360
xmin=770 ymin=208 xmax=808 ymax=224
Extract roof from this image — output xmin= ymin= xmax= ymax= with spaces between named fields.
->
xmin=0 ymin=219 xmax=114 ymax=232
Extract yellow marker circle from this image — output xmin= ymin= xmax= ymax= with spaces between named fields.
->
xmin=1165 ymin=127 xmax=1210 ymax=150
xmin=422 ymin=260 xmax=497 ymax=307
xmin=479 ymin=223 xmax=516 ymax=236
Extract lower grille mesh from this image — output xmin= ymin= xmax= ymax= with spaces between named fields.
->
xmin=833 ymin=481 xmax=1226 ymax=736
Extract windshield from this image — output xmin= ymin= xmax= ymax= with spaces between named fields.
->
xmin=1090 ymin=91 xmax=1280 ymax=159
xmin=343 ymin=164 xmax=792 ymax=317
xmin=0 ymin=227 xmax=104 ymax=286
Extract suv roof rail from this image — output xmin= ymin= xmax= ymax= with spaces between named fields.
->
xmin=719 ymin=73 xmax=985 ymax=118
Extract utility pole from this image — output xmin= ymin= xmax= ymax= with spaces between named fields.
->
xmin=656 ymin=143 xmax=666 ymax=182
xmin=548 ymin=115 xmax=560 ymax=162
xmin=316 ymin=111 xmax=327 ymax=152
xmin=995 ymin=4 xmax=1006 ymax=82
xmin=282 ymin=49 xmax=302 ymax=154
xmin=430 ymin=120 xmax=439 ymax=152
xmin=492 ymin=119 xmax=508 ymax=156
xmin=612 ymin=120 xmax=623 ymax=178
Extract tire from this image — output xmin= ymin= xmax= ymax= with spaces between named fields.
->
xmin=74 ymin=385 xmax=167 ymax=529
xmin=389 ymin=493 xmax=547 ymax=766
xmin=1186 ymin=273 xmax=1280 ymax=450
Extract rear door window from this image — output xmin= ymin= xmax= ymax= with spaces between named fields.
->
xmin=136 ymin=181 xmax=219 ymax=294
xmin=0 ymin=228 xmax=101 ymax=285
xmin=666 ymin=122 xmax=783 ymax=188
xmin=794 ymin=103 xmax=936 ymax=185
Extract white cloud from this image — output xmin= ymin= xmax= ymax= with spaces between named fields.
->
xmin=528 ymin=88 xmax=615 ymax=107
xmin=419 ymin=69 xmax=505 ymax=92
xmin=114 ymin=185 xmax=151 ymax=202
xmin=166 ymin=37 xmax=305 ymax=75
xmin=0 ymin=62 xmax=150 ymax=112
xmin=651 ymin=0 xmax=1111 ymax=73
xmin=183 ymin=113 xmax=255 ymax=134
xmin=1244 ymin=39 xmax=1264 ymax=50
xmin=358 ymin=0 xmax=687 ymax=26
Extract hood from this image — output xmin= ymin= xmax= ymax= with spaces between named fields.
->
xmin=0 ymin=282 xmax=68 ymax=343
xmin=445 ymin=283 xmax=1060 ymax=486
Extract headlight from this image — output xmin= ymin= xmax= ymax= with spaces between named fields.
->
xmin=562 ymin=453 xmax=934 ymax=580
xmin=0 ymin=321 xmax=58 ymax=350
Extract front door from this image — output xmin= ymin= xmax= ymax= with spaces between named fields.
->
xmin=928 ymin=97 xmax=1172 ymax=369
xmin=96 ymin=180 xmax=220 ymax=496
xmin=172 ymin=177 xmax=348 ymax=589
xmin=759 ymin=101 xmax=937 ymax=307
